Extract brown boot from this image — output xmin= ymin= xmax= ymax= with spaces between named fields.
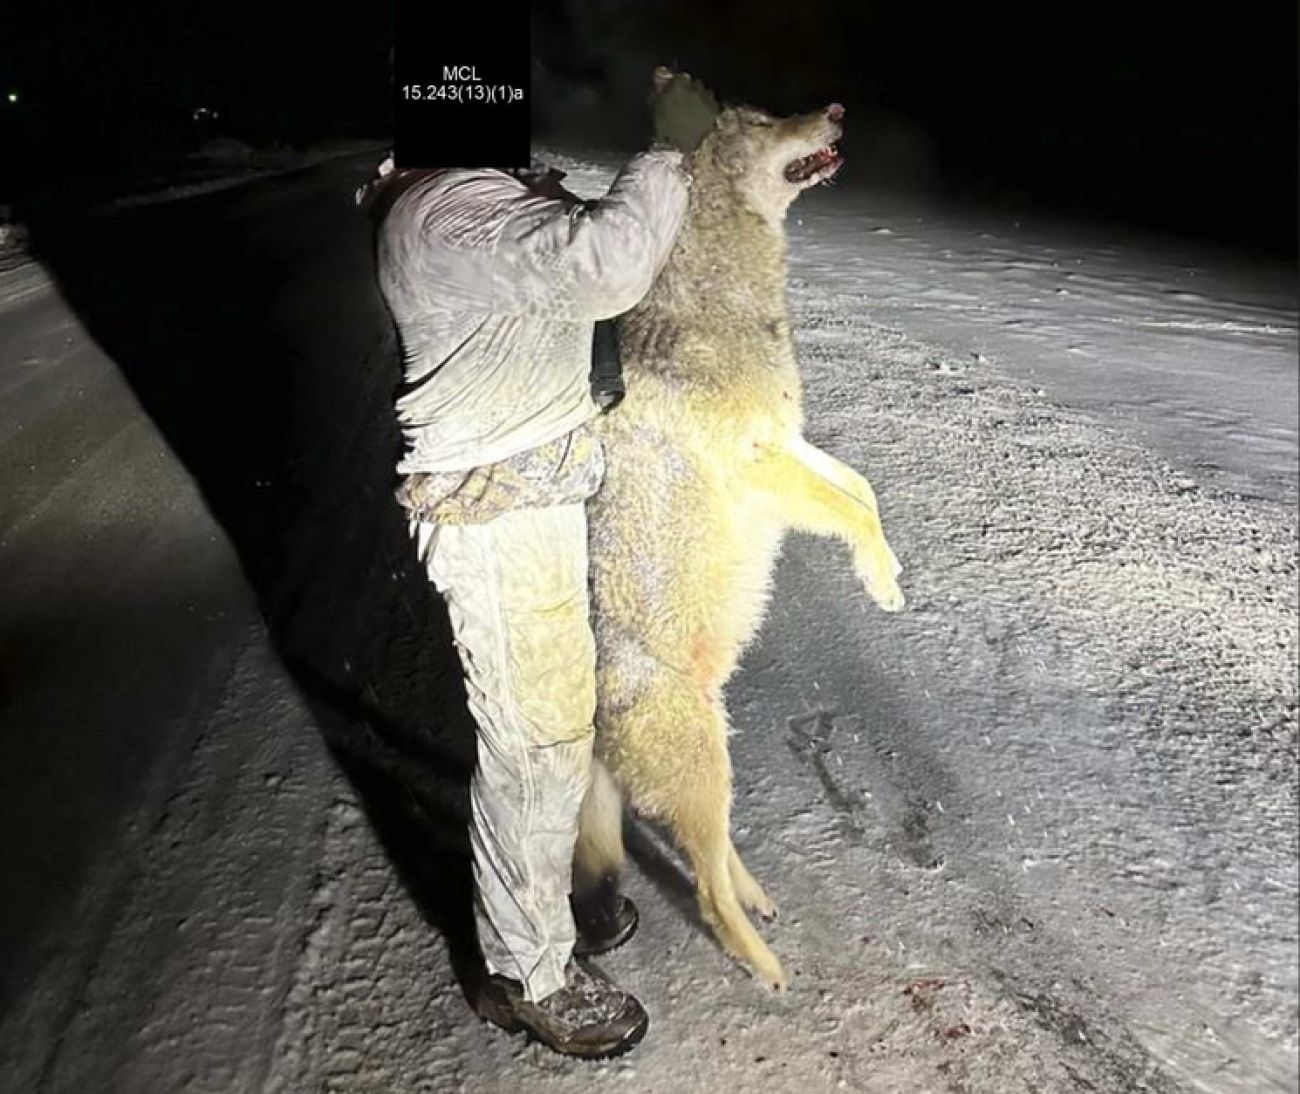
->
xmin=473 ymin=957 xmax=649 ymax=1059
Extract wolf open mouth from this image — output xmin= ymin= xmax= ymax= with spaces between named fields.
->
xmin=784 ymin=144 xmax=842 ymax=184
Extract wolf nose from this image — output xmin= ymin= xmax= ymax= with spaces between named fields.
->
xmin=826 ymin=103 xmax=845 ymax=123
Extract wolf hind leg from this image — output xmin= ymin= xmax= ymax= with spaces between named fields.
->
xmin=728 ymin=844 xmax=777 ymax=922
xmin=661 ymin=719 xmax=787 ymax=991
xmin=675 ymin=774 xmax=788 ymax=991
xmin=603 ymin=661 xmax=787 ymax=988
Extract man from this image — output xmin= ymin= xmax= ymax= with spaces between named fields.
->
xmin=358 ymin=75 xmax=714 ymax=1059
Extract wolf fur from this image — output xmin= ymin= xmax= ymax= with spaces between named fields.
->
xmin=577 ymin=83 xmax=906 ymax=992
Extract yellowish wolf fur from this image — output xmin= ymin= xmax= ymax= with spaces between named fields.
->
xmin=577 ymin=75 xmax=906 ymax=992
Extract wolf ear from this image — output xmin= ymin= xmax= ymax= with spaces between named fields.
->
xmin=709 ymin=111 xmax=748 ymax=177
xmin=652 ymin=66 xmax=678 ymax=93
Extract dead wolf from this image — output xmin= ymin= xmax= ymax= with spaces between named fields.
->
xmin=576 ymin=71 xmax=906 ymax=992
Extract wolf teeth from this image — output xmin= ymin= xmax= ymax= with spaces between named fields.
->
xmin=785 ymin=144 xmax=841 ymax=182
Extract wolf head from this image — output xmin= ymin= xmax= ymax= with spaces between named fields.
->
xmin=697 ymin=102 xmax=844 ymax=225
xmin=651 ymin=69 xmax=845 ymax=228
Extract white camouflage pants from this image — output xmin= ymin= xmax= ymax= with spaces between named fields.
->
xmin=411 ymin=502 xmax=596 ymax=1002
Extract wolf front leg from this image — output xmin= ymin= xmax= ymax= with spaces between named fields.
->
xmin=750 ymin=437 xmax=905 ymax=612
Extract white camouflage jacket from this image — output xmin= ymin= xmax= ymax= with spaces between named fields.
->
xmin=368 ymin=149 xmax=690 ymax=477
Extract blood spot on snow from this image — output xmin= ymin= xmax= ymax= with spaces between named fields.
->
xmin=902 ymin=977 xmax=946 ymax=1012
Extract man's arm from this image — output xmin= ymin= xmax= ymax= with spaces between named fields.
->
xmin=395 ymin=149 xmax=690 ymax=321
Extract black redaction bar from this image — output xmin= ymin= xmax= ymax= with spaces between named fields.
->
xmin=393 ymin=0 xmax=530 ymax=170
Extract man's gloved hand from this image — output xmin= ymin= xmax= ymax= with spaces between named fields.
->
xmin=650 ymin=67 xmax=721 ymax=156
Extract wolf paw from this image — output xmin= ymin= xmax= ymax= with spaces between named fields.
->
xmin=755 ymin=956 xmax=789 ymax=993
xmin=870 ymin=581 xmax=906 ymax=613
xmin=736 ymin=880 xmax=778 ymax=922
xmin=854 ymin=544 xmax=905 ymax=613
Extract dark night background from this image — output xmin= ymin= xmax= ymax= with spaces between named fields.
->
xmin=0 ymin=1 xmax=1296 ymax=252
xmin=0 ymin=2 xmax=1296 ymax=1084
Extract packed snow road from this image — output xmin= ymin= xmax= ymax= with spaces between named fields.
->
xmin=0 ymin=151 xmax=1295 ymax=1094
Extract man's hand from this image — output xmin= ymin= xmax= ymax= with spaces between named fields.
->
xmin=650 ymin=67 xmax=721 ymax=156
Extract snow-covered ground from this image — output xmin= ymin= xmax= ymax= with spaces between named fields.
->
xmin=0 ymin=149 xmax=1295 ymax=1093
